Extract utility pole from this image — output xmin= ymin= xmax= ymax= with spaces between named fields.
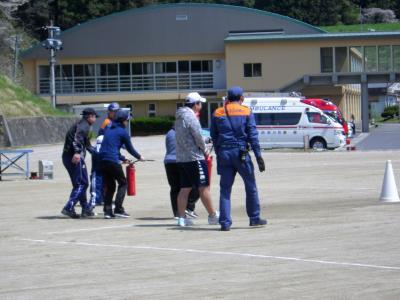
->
xmin=42 ymin=21 xmax=62 ymax=108
xmin=12 ymin=35 xmax=20 ymax=83
xmin=49 ymin=20 xmax=56 ymax=109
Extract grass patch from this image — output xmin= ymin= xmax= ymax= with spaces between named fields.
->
xmin=0 ymin=74 xmax=69 ymax=117
xmin=376 ymin=118 xmax=400 ymax=123
xmin=320 ymin=22 xmax=400 ymax=33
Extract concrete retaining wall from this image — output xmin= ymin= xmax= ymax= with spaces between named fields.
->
xmin=0 ymin=115 xmax=10 ymax=147
xmin=4 ymin=116 xmax=79 ymax=147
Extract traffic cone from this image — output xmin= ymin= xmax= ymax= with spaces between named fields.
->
xmin=379 ymin=160 xmax=400 ymax=203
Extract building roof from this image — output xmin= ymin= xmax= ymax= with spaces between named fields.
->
xmin=225 ymin=31 xmax=400 ymax=43
xmin=21 ymin=3 xmax=324 ymax=60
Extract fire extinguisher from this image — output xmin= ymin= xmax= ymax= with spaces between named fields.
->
xmin=126 ymin=163 xmax=136 ymax=196
xmin=205 ymin=154 xmax=213 ymax=184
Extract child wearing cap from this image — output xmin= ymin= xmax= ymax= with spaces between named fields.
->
xmin=88 ymin=135 xmax=104 ymax=212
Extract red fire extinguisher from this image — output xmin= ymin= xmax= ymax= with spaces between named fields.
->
xmin=205 ymin=154 xmax=213 ymax=184
xmin=126 ymin=163 xmax=136 ymax=196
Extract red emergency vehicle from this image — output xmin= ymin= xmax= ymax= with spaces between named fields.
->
xmin=301 ymin=98 xmax=349 ymax=136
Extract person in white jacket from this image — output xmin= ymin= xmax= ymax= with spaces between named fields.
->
xmin=174 ymin=92 xmax=219 ymax=227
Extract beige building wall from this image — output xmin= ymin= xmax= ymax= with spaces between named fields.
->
xmin=22 ymin=36 xmax=399 ymax=121
xmin=225 ymin=37 xmax=399 ymax=122
xmin=225 ymin=37 xmax=400 ymax=91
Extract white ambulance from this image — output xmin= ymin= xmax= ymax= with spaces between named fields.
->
xmin=242 ymin=97 xmax=346 ymax=150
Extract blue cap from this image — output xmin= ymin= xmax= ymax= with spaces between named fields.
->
xmin=227 ymin=86 xmax=243 ymax=101
xmin=115 ymin=110 xmax=131 ymax=122
xmin=107 ymin=102 xmax=120 ymax=111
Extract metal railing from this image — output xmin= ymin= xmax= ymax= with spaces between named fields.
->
xmin=39 ymin=73 xmax=214 ymax=95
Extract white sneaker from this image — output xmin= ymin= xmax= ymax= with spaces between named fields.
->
xmin=177 ymin=217 xmax=194 ymax=227
xmin=185 ymin=209 xmax=199 ymax=219
xmin=208 ymin=210 xmax=220 ymax=225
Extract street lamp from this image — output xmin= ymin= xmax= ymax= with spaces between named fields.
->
xmin=42 ymin=22 xmax=62 ymax=108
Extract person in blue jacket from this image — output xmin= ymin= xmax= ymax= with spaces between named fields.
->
xmin=91 ymin=102 xmax=120 ymax=212
xmin=99 ymin=110 xmax=144 ymax=219
xmin=210 ymin=86 xmax=266 ymax=231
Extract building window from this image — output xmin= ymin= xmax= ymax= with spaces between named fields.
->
xmin=349 ymin=46 xmax=363 ymax=72
xmin=155 ymin=62 xmax=177 ymax=74
xmin=191 ymin=61 xmax=202 ymax=72
xmin=119 ymin=63 xmax=131 ymax=92
xmin=38 ymin=59 xmax=215 ymax=95
xmin=178 ymin=61 xmax=189 ymax=73
xmin=335 ymin=47 xmax=348 ymax=73
xmin=97 ymin=63 xmax=118 ymax=92
xmin=364 ymin=46 xmax=377 ymax=72
xmin=243 ymin=63 xmax=262 ymax=77
xmin=148 ymin=103 xmax=156 ymax=117
xmin=378 ymin=46 xmax=391 ymax=72
xmin=393 ymin=45 xmax=400 ymax=71
xmin=320 ymin=47 xmax=333 ymax=73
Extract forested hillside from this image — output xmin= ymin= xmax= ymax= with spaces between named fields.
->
xmin=10 ymin=0 xmax=400 ymax=40
xmin=0 ymin=0 xmax=399 ymax=79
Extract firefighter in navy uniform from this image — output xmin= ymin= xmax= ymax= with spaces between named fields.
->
xmin=210 ymin=87 xmax=267 ymax=231
xmin=61 ymin=108 xmax=98 ymax=218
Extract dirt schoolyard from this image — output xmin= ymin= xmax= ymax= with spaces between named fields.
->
xmin=1 ymin=135 xmax=400 ymax=299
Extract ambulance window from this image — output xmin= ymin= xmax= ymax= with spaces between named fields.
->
xmin=254 ymin=113 xmax=301 ymax=125
xmin=307 ymin=112 xmax=328 ymax=124
xmin=254 ymin=114 xmax=273 ymax=125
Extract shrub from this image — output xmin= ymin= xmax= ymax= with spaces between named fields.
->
xmin=131 ymin=116 xmax=174 ymax=136
xmin=361 ymin=8 xmax=397 ymax=24
xmin=381 ymin=105 xmax=399 ymax=119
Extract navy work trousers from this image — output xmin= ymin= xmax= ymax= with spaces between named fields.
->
xmin=62 ymin=153 xmax=89 ymax=211
xmin=217 ymin=148 xmax=260 ymax=228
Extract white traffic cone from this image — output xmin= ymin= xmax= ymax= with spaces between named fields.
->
xmin=379 ymin=160 xmax=400 ymax=203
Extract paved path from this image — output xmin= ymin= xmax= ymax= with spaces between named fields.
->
xmin=1 ymin=136 xmax=400 ymax=299
xmin=357 ymin=123 xmax=400 ymax=151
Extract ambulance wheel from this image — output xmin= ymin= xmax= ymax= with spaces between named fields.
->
xmin=310 ymin=137 xmax=327 ymax=150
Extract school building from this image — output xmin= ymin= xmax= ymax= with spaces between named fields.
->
xmin=20 ymin=3 xmax=400 ymax=130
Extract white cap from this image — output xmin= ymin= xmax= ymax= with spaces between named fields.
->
xmin=185 ymin=92 xmax=206 ymax=104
